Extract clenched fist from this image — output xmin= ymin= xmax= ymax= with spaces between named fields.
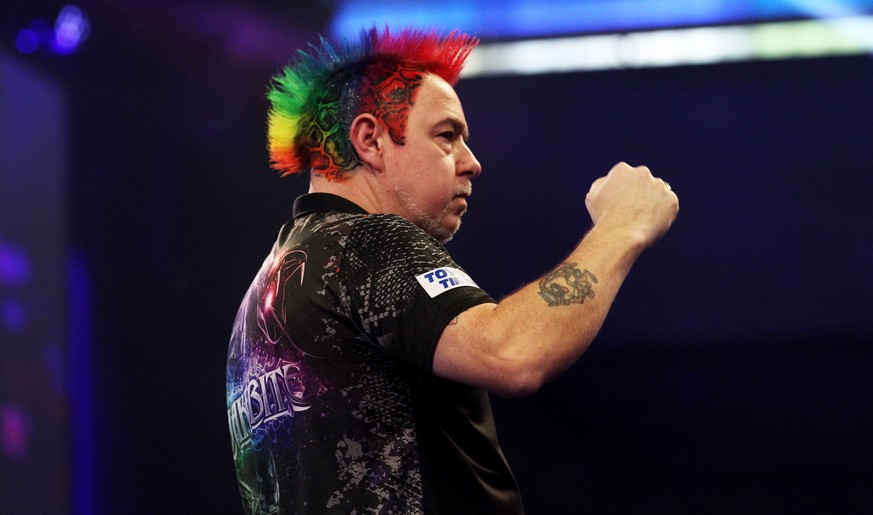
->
xmin=585 ymin=162 xmax=679 ymax=248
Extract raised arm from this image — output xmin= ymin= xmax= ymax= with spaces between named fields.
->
xmin=433 ymin=162 xmax=679 ymax=397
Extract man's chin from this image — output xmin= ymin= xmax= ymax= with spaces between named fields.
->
xmin=438 ymin=219 xmax=463 ymax=243
xmin=421 ymin=218 xmax=461 ymax=243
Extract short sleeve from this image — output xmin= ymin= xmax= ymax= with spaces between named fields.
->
xmin=340 ymin=215 xmax=494 ymax=374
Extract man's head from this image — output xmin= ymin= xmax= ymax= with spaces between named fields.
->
xmin=375 ymin=73 xmax=481 ymax=242
xmin=267 ymin=28 xmax=479 ymax=182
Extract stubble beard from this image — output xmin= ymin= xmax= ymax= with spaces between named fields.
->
xmin=393 ymin=185 xmax=465 ymax=243
xmin=419 ymin=205 xmax=462 ymax=243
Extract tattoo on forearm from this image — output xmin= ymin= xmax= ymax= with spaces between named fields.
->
xmin=538 ymin=262 xmax=598 ymax=307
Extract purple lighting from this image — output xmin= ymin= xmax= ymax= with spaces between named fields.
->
xmin=14 ymin=6 xmax=92 ymax=55
xmin=53 ymin=5 xmax=90 ymax=55
xmin=0 ymin=299 xmax=28 ymax=332
xmin=15 ymin=29 xmax=40 ymax=54
xmin=13 ymin=19 xmax=52 ymax=55
xmin=0 ymin=240 xmax=31 ymax=286
xmin=0 ymin=405 xmax=30 ymax=461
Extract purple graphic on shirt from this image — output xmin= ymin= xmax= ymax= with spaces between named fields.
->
xmin=227 ymin=248 xmax=315 ymax=478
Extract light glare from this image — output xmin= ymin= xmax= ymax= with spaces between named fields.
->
xmin=462 ymin=15 xmax=873 ymax=78
xmin=53 ymin=5 xmax=90 ymax=54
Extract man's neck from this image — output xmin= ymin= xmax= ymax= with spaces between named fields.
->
xmin=309 ymin=169 xmax=383 ymax=215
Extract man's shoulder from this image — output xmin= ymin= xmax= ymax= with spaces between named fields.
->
xmin=341 ymin=215 xmax=454 ymax=277
xmin=347 ymin=214 xmax=440 ymax=250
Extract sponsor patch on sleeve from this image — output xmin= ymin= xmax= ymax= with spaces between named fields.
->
xmin=415 ymin=267 xmax=480 ymax=298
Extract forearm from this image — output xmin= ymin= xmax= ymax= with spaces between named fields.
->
xmin=497 ymin=224 xmax=644 ymax=378
xmin=434 ymin=222 xmax=646 ymax=396
xmin=433 ymin=162 xmax=678 ymax=396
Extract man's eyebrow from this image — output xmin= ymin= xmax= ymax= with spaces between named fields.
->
xmin=437 ymin=117 xmax=470 ymax=140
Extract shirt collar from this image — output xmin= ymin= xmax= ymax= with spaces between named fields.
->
xmin=292 ymin=193 xmax=369 ymax=219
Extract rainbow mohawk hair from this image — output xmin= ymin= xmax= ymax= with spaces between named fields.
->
xmin=267 ymin=27 xmax=479 ymax=180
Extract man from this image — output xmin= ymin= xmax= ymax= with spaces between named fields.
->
xmin=226 ymin=28 xmax=678 ymax=514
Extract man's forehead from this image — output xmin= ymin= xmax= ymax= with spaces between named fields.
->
xmin=420 ymin=74 xmax=462 ymax=105
xmin=414 ymin=75 xmax=468 ymax=128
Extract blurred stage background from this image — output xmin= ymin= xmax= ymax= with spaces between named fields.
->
xmin=2 ymin=1 xmax=872 ymax=513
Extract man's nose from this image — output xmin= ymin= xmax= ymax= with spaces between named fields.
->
xmin=459 ymin=142 xmax=482 ymax=178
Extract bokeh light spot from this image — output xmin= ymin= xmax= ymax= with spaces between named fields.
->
xmin=15 ymin=29 xmax=40 ymax=54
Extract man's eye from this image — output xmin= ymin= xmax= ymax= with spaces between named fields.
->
xmin=439 ymin=131 xmax=455 ymax=141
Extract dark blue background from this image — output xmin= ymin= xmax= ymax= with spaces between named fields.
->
xmin=455 ymin=57 xmax=873 ymax=513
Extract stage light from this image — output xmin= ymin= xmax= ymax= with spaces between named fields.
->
xmin=13 ymin=19 xmax=52 ymax=55
xmin=332 ymin=0 xmax=873 ymax=41
xmin=462 ymin=15 xmax=873 ymax=77
xmin=15 ymin=29 xmax=40 ymax=54
xmin=13 ymin=6 xmax=90 ymax=56
xmin=0 ymin=240 xmax=30 ymax=286
xmin=53 ymin=5 xmax=90 ymax=55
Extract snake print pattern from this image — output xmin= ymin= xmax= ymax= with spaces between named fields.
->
xmin=301 ymin=62 xmax=425 ymax=182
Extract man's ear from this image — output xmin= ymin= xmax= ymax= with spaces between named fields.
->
xmin=349 ymin=113 xmax=385 ymax=172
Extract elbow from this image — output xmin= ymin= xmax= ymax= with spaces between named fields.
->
xmin=476 ymin=336 xmax=556 ymax=398
xmin=492 ymin=382 xmax=541 ymax=399
xmin=486 ymin=363 xmax=548 ymax=399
